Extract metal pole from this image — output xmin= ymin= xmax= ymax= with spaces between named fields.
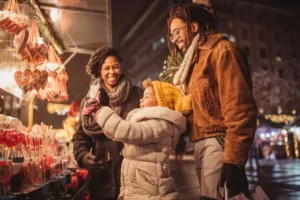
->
xmin=27 ymin=64 xmax=35 ymax=128
xmin=28 ymin=95 xmax=34 ymax=128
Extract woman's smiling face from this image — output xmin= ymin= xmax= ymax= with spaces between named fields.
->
xmin=100 ymin=56 xmax=121 ymax=91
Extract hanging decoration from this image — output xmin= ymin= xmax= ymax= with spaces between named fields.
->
xmin=37 ymin=45 xmax=68 ymax=102
xmin=12 ymin=19 xmax=49 ymax=94
xmin=14 ymin=20 xmax=48 ymax=65
xmin=0 ymin=0 xmax=68 ymax=101
xmin=14 ymin=68 xmax=48 ymax=93
xmin=25 ymin=0 xmax=64 ymax=55
xmin=0 ymin=0 xmax=29 ymax=34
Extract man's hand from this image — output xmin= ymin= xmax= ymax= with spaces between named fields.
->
xmin=220 ymin=163 xmax=249 ymax=197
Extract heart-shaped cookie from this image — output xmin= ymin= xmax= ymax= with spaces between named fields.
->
xmin=0 ymin=17 xmax=9 ymax=28
xmin=14 ymin=70 xmax=28 ymax=90
xmin=32 ymin=69 xmax=48 ymax=90
xmin=39 ymin=70 xmax=48 ymax=89
xmin=14 ymin=29 xmax=29 ymax=54
xmin=31 ymin=70 xmax=41 ymax=90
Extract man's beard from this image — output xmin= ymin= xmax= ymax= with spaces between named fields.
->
xmin=177 ymin=40 xmax=192 ymax=54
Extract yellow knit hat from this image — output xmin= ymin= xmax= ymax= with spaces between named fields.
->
xmin=151 ymin=81 xmax=192 ymax=115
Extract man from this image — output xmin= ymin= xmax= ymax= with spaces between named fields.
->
xmin=167 ymin=1 xmax=257 ymax=199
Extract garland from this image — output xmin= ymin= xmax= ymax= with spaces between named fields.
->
xmin=25 ymin=0 xmax=64 ymax=55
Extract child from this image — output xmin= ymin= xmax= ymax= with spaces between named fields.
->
xmin=83 ymin=80 xmax=192 ymax=200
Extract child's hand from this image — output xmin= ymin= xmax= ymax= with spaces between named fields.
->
xmin=83 ymin=98 xmax=101 ymax=116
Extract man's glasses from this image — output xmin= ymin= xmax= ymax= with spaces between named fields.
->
xmin=169 ymin=26 xmax=187 ymax=43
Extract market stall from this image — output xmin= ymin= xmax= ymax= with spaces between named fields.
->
xmin=0 ymin=0 xmax=111 ymax=198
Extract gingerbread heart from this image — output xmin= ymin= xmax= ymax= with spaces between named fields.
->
xmin=31 ymin=70 xmax=41 ymax=91
xmin=14 ymin=29 xmax=29 ymax=54
xmin=39 ymin=70 xmax=48 ymax=88
xmin=4 ymin=21 xmax=18 ymax=34
xmin=32 ymin=44 xmax=48 ymax=65
xmin=24 ymin=69 xmax=34 ymax=84
xmin=14 ymin=71 xmax=28 ymax=90
xmin=20 ymin=46 xmax=34 ymax=62
xmin=0 ymin=11 xmax=29 ymax=34
xmin=0 ymin=17 xmax=9 ymax=28
xmin=31 ymin=70 xmax=47 ymax=90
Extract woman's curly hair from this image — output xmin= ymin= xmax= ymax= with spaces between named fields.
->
xmin=86 ymin=46 xmax=122 ymax=80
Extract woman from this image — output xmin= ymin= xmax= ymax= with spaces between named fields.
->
xmin=72 ymin=47 xmax=143 ymax=200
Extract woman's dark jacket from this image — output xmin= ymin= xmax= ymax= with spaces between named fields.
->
xmin=72 ymin=86 xmax=143 ymax=199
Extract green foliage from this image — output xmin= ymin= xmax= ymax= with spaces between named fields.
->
xmin=166 ymin=52 xmax=183 ymax=68
xmin=158 ymin=52 xmax=183 ymax=83
xmin=158 ymin=67 xmax=179 ymax=83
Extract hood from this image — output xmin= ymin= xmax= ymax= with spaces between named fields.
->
xmin=130 ymin=106 xmax=186 ymax=132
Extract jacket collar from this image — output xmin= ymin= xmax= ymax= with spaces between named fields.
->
xmin=198 ymin=33 xmax=228 ymax=50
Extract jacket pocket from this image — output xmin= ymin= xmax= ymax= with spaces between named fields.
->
xmin=158 ymin=177 xmax=177 ymax=198
xmin=157 ymin=162 xmax=171 ymax=178
xmin=136 ymin=163 xmax=159 ymax=195
xmin=190 ymin=78 xmax=221 ymax=124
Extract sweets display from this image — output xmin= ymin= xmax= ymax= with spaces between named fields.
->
xmin=0 ymin=114 xmax=76 ymax=196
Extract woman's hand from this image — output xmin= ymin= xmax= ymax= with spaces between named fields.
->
xmin=81 ymin=153 xmax=106 ymax=174
xmin=83 ymin=88 xmax=111 ymax=119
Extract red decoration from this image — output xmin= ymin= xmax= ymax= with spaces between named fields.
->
xmin=68 ymin=101 xmax=81 ymax=117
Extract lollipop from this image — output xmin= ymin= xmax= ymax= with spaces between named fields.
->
xmin=0 ymin=129 xmax=5 ymax=145
xmin=4 ymin=129 xmax=19 ymax=148
xmin=4 ymin=129 xmax=25 ymax=160
xmin=0 ymin=160 xmax=12 ymax=196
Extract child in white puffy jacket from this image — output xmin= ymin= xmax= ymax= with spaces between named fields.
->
xmin=83 ymin=80 xmax=192 ymax=200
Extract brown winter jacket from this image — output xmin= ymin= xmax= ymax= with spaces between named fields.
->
xmin=188 ymin=33 xmax=257 ymax=166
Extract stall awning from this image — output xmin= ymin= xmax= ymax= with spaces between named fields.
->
xmin=0 ymin=0 xmax=112 ymax=54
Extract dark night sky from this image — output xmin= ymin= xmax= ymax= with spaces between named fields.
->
xmin=111 ymin=0 xmax=300 ymax=48
xmin=111 ymin=0 xmax=149 ymax=48
xmin=244 ymin=0 xmax=300 ymax=10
